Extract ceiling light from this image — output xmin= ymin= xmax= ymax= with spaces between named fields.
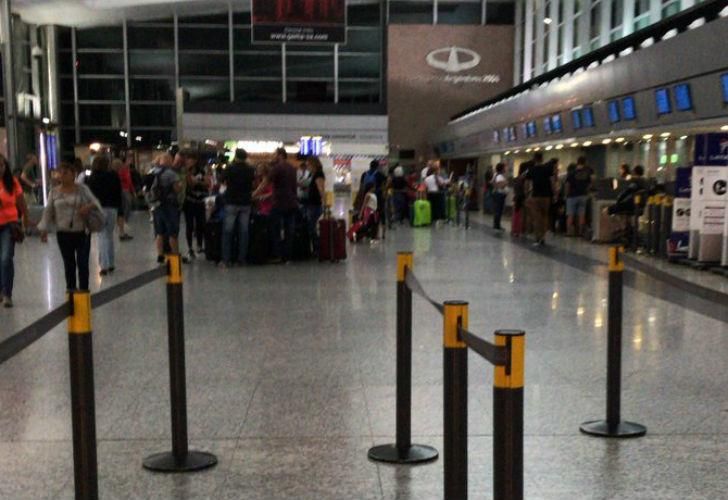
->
xmin=534 ymin=147 xmax=541 ymax=151
xmin=135 ymin=135 xmax=142 ymax=142
xmin=582 ymin=141 xmax=592 ymax=147
xmin=89 ymin=142 xmax=101 ymax=152
xmin=514 ymin=150 xmax=520 ymax=154
xmin=660 ymin=132 xmax=671 ymax=137
xmin=42 ymin=117 xmax=50 ymax=124
xmin=642 ymin=134 xmax=653 ymax=140
xmin=615 ymin=137 xmax=625 ymax=143
xmin=571 ymin=142 xmax=579 ymax=148
xmin=545 ymin=145 xmax=553 ymax=151
xmin=504 ymin=151 xmax=511 ymax=155
xmin=555 ymin=144 xmax=564 ymax=150
xmin=721 ymin=125 xmax=728 ymax=131
xmin=544 ymin=17 xmax=553 ymax=25
xmin=526 ymin=148 xmax=533 ymax=153
xmin=679 ymin=135 xmax=688 ymax=140
xmin=602 ymin=139 xmax=612 ymax=144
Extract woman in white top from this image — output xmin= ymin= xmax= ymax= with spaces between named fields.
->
xmin=492 ymin=162 xmax=508 ymax=230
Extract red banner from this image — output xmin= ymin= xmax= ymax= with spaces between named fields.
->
xmin=252 ymin=0 xmax=346 ymax=44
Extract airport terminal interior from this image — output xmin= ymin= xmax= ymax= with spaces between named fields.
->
xmin=0 ymin=0 xmax=727 ymax=499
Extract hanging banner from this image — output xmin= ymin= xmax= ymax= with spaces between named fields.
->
xmin=252 ymin=0 xmax=347 ymax=44
xmin=668 ymin=166 xmax=691 ymax=258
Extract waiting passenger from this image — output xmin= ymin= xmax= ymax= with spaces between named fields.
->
xmin=306 ymin=156 xmax=326 ymax=256
xmin=565 ymin=156 xmax=594 ymax=237
xmin=619 ymin=163 xmax=631 ymax=181
xmin=491 ymin=163 xmax=508 ymax=231
xmin=149 ymin=153 xmax=183 ymax=263
xmin=270 ymin=148 xmax=299 ymax=263
xmin=116 ymin=158 xmax=135 ymax=241
xmin=0 ymin=154 xmax=29 ymax=308
xmin=86 ymin=156 xmax=122 ymax=276
xmin=220 ymin=148 xmax=255 ymax=268
xmin=524 ymin=152 xmax=556 ymax=246
xmin=39 ymin=162 xmax=103 ymax=292
xmin=183 ymin=151 xmax=208 ymax=260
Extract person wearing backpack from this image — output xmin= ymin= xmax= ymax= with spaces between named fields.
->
xmin=150 ymin=153 xmax=183 ymax=263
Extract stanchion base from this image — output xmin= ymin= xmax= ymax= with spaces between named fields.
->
xmin=143 ymin=450 xmax=218 ymax=473
xmin=367 ymin=444 xmax=439 ymax=464
xmin=579 ymin=420 xmax=647 ymax=438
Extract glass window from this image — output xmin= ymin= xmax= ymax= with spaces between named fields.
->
xmin=634 ymin=0 xmax=650 ymax=18
xmin=58 ymin=28 xmax=72 ymax=50
xmin=127 ymin=26 xmax=174 ymax=50
xmin=78 ymin=104 xmax=126 ymax=127
xmin=232 ymin=11 xmax=251 ymax=25
xmin=130 ymin=129 xmax=172 ymax=147
xmin=286 ymin=55 xmax=334 ymax=79
xmin=234 ymin=80 xmax=281 ymax=102
xmin=60 ymin=77 xmax=74 ymax=100
xmin=389 ymin=1 xmax=434 ymax=24
xmin=76 ymin=27 xmax=123 ymax=49
xmin=76 ymin=53 xmax=124 ymax=75
xmin=234 ymin=53 xmax=282 ymax=77
xmin=179 ymin=53 xmax=229 ymax=77
xmin=179 ymin=27 xmax=228 ymax=51
xmin=339 ymin=81 xmax=381 ymax=104
xmin=130 ymin=79 xmax=175 ymax=101
xmin=339 ymin=54 xmax=380 ymax=79
xmin=178 ymin=12 xmax=228 ymax=25
xmin=662 ymin=0 xmax=680 ymax=18
xmin=572 ymin=14 xmax=581 ymax=48
xmin=78 ymin=78 xmax=126 ymax=101
xmin=348 ymin=2 xmax=381 ymax=26
xmin=611 ymin=0 xmax=623 ymax=29
xmin=61 ymin=128 xmax=76 ymax=150
xmin=61 ymin=104 xmax=75 ymax=126
xmin=58 ymin=51 xmax=74 ymax=76
xmin=80 ymin=129 xmax=126 ymax=144
xmin=180 ymin=79 xmax=230 ymax=102
xmin=129 ymin=51 xmax=175 ymax=76
xmin=590 ymin=2 xmax=601 ymax=42
xmin=341 ymin=28 xmax=381 ymax=53
xmin=437 ymin=0 xmax=481 ymax=25
xmin=131 ymin=104 xmax=175 ymax=127
xmin=486 ymin=1 xmax=516 ymax=24
xmin=286 ymin=81 xmax=334 ymax=102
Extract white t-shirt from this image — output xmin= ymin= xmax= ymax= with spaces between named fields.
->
xmin=421 ymin=166 xmax=430 ymax=181
xmin=364 ymin=192 xmax=378 ymax=211
xmin=424 ymin=174 xmax=440 ymax=193
xmin=494 ymin=173 xmax=507 ymax=194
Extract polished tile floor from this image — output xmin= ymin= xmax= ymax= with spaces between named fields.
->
xmin=1 ymin=213 xmax=727 ymax=499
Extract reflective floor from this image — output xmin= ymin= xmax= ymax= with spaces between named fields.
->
xmin=1 ymin=213 xmax=727 ymax=499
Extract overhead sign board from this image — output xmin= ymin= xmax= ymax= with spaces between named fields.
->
xmin=252 ymin=0 xmax=346 ymax=44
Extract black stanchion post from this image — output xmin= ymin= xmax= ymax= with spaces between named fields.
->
xmin=493 ymin=330 xmax=525 ymax=500
xmin=443 ymin=301 xmax=468 ymax=500
xmin=68 ymin=291 xmax=99 ymax=500
xmin=369 ymin=252 xmax=438 ymax=464
xmin=465 ymin=190 xmax=470 ymax=230
xmin=580 ymin=247 xmax=646 ymax=438
xmin=143 ymin=254 xmax=218 ymax=472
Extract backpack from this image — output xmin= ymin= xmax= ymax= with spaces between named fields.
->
xmin=363 ymin=170 xmax=378 ymax=190
xmin=147 ymin=167 xmax=177 ymax=207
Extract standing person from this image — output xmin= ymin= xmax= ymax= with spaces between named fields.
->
xmin=86 ymin=156 xmax=122 ymax=276
xmin=492 ymin=163 xmax=508 ymax=231
xmin=0 ymin=154 xmax=29 ymax=308
xmin=565 ymin=156 xmax=594 ymax=236
xmin=20 ymin=153 xmax=40 ymax=205
xmin=524 ymin=152 xmax=556 ymax=246
xmin=424 ymin=165 xmax=445 ymax=221
xmin=150 ymin=153 xmax=183 ymax=263
xmin=296 ymin=158 xmax=312 ymax=206
xmin=116 ymin=158 xmax=135 ymax=241
xmin=183 ymin=151 xmax=208 ymax=259
xmin=306 ymin=156 xmax=325 ymax=255
xmin=618 ymin=163 xmax=631 ymax=181
xmin=220 ymin=149 xmax=255 ymax=268
xmin=39 ymin=162 xmax=103 ymax=292
xmin=269 ymin=147 xmax=299 ymax=263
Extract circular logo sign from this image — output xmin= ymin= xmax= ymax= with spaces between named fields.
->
xmin=714 ymin=179 xmax=727 ymax=196
xmin=426 ymin=46 xmax=481 ymax=73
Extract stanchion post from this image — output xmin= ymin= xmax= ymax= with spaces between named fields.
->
xmin=493 ymin=330 xmax=525 ymax=500
xmin=143 ymin=254 xmax=218 ymax=472
xmin=68 ymin=291 xmax=99 ymax=500
xmin=443 ymin=301 xmax=468 ymax=500
xmin=580 ymin=247 xmax=646 ymax=438
xmin=368 ymin=252 xmax=438 ymax=464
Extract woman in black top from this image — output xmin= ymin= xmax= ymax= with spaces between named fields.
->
xmin=306 ymin=156 xmax=325 ymax=255
xmin=86 ymin=156 xmax=122 ymax=275
xmin=183 ymin=152 xmax=208 ymax=259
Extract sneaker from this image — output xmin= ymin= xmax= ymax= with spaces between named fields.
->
xmin=157 ymin=255 xmax=165 ymax=264
xmin=188 ymin=250 xmax=196 ymax=260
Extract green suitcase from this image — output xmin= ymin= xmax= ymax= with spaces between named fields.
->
xmin=413 ymin=199 xmax=432 ymax=227
xmin=447 ymin=195 xmax=457 ymax=221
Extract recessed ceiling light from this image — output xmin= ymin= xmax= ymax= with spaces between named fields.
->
xmin=570 ymin=142 xmax=579 ymax=148
xmin=555 ymin=144 xmax=564 ymax=150
xmin=602 ymin=139 xmax=612 ymax=144
xmin=504 ymin=151 xmax=511 ymax=155
xmin=615 ymin=137 xmax=625 ymax=143
xmin=514 ymin=150 xmax=520 ymax=154
xmin=534 ymin=147 xmax=541 ymax=151
xmin=526 ymin=148 xmax=533 ymax=153
xmin=582 ymin=141 xmax=592 ymax=147
xmin=545 ymin=145 xmax=553 ymax=151
xmin=660 ymin=132 xmax=671 ymax=137
xmin=642 ymin=134 xmax=653 ymax=140
xmin=679 ymin=135 xmax=688 ymax=140
xmin=544 ymin=17 xmax=553 ymax=25
xmin=721 ymin=125 xmax=728 ymax=131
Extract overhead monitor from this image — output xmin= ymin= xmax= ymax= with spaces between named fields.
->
xmin=493 ymin=130 xmax=500 ymax=143
xmin=674 ymin=83 xmax=692 ymax=111
xmin=551 ymin=114 xmax=563 ymax=133
xmin=521 ymin=123 xmax=528 ymax=139
xmin=572 ymin=109 xmax=582 ymax=129
xmin=622 ymin=96 xmax=636 ymax=121
xmin=582 ymin=107 xmax=595 ymax=127
xmin=527 ymin=121 xmax=537 ymax=137
xmin=608 ymin=100 xmax=620 ymax=123
xmin=543 ymin=117 xmax=552 ymax=135
xmin=509 ymin=126 xmax=517 ymax=142
xmin=721 ymin=74 xmax=728 ymax=103
xmin=655 ymin=88 xmax=671 ymax=115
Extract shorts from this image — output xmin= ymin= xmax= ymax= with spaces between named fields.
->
xmin=153 ymin=204 xmax=180 ymax=237
xmin=566 ymin=195 xmax=589 ymax=217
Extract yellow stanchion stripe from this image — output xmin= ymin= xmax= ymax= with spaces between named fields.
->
xmin=396 ymin=252 xmax=413 ymax=282
xmin=167 ymin=254 xmax=183 ymax=284
xmin=443 ymin=303 xmax=467 ymax=348
xmin=68 ymin=292 xmax=92 ymax=335
xmin=609 ymin=246 xmax=625 ymax=272
xmin=494 ymin=334 xmax=525 ymax=388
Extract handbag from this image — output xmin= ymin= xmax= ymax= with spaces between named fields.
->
xmin=84 ymin=205 xmax=106 ymax=233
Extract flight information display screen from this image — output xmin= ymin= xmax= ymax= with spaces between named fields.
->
xmin=572 ymin=110 xmax=582 ymax=129
xmin=543 ymin=117 xmax=552 ymax=134
xmin=622 ymin=96 xmax=636 ymax=120
xmin=582 ymin=107 xmax=595 ymax=127
xmin=608 ymin=100 xmax=620 ymax=123
xmin=722 ymin=74 xmax=728 ymax=103
xmin=527 ymin=121 xmax=537 ymax=137
xmin=655 ymin=88 xmax=671 ymax=115
xmin=551 ymin=114 xmax=563 ymax=133
xmin=674 ymin=84 xmax=692 ymax=111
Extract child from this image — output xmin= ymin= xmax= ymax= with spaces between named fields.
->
xmin=348 ymin=183 xmax=379 ymax=242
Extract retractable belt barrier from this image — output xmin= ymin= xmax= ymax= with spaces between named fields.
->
xmin=1 ymin=255 xmax=217 ymax=500
xmin=369 ymin=251 xmax=526 ymax=500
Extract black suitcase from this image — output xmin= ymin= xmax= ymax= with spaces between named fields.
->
xmin=247 ymin=214 xmax=270 ymax=265
xmin=204 ymin=220 xmax=222 ymax=263
xmin=291 ymin=211 xmax=312 ymax=261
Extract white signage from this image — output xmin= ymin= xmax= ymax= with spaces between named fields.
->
xmin=424 ymin=46 xmax=500 ymax=85
xmin=672 ymin=198 xmax=690 ymax=233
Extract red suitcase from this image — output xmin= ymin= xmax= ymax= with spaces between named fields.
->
xmin=319 ymin=216 xmax=347 ymax=262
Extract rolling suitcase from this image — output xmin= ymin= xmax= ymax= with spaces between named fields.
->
xmin=413 ymin=199 xmax=432 ymax=227
xmin=292 ymin=212 xmax=312 ymax=261
xmin=247 ymin=214 xmax=270 ymax=265
xmin=446 ymin=195 xmax=457 ymax=221
xmin=204 ymin=220 xmax=222 ymax=263
xmin=319 ymin=211 xmax=347 ymax=262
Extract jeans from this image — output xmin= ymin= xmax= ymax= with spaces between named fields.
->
xmin=306 ymin=205 xmax=323 ymax=255
xmin=57 ymin=231 xmax=91 ymax=291
xmin=0 ymin=224 xmax=15 ymax=298
xmin=492 ymin=192 xmax=507 ymax=229
xmin=184 ymin=201 xmax=206 ymax=251
xmin=222 ymin=204 xmax=251 ymax=264
xmin=98 ymin=207 xmax=117 ymax=270
xmin=271 ymin=207 xmax=297 ymax=261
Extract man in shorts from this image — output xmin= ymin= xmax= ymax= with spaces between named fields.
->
xmin=152 ymin=153 xmax=182 ymax=263
xmin=564 ymin=156 xmax=594 ymax=236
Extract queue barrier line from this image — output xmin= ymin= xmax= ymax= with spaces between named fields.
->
xmin=0 ymin=302 xmax=70 ymax=366
xmin=90 ymin=266 xmax=168 ymax=310
xmin=404 ymin=269 xmax=444 ymax=315
xmin=459 ymin=325 xmax=508 ymax=367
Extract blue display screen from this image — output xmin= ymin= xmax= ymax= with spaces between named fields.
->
xmin=551 ymin=114 xmax=562 ymax=133
xmin=674 ymin=84 xmax=692 ymax=111
xmin=582 ymin=107 xmax=595 ymax=127
xmin=722 ymin=74 xmax=728 ymax=103
xmin=572 ymin=110 xmax=582 ymax=129
xmin=608 ymin=100 xmax=620 ymax=123
xmin=521 ymin=123 xmax=528 ymax=139
xmin=543 ymin=117 xmax=552 ymax=134
xmin=509 ymin=126 xmax=517 ymax=142
xmin=655 ymin=88 xmax=671 ymax=115
xmin=622 ymin=96 xmax=636 ymax=120
xmin=502 ymin=128 xmax=509 ymax=141
xmin=527 ymin=121 xmax=537 ymax=137
xmin=493 ymin=130 xmax=500 ymax=143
